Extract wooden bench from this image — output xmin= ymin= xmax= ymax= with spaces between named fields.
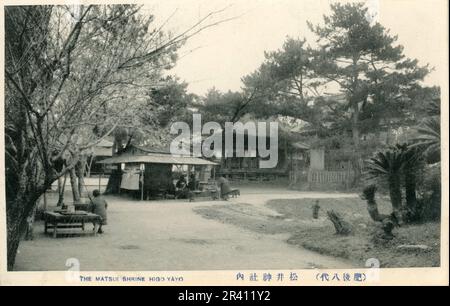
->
xmin=43 ymin=211 xmax=102 ymax=238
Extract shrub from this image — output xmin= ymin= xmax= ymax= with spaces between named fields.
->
xmin=417 ymin=164 xmax=441 ymax=222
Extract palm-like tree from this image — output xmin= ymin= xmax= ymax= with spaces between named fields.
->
xmin=411 ymin=116 xmax=440 ymax=164
xmin=400 ymin=144 xmax=423 ymax=222
xmin=361 ymin=184 xmax=388 ymax=222
xmin=365 ymin=147 xmax=405 ymax=222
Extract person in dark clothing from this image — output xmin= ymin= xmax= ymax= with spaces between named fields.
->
xmin=187 ymin=173 xmax=198 ymax=191
xmin=175 ymin=175 xmax=188 ymax=199
xmin=89 ymin=189 xmax=108 ymax=234
xmin=166 ymin=180 xmax=176 ymax=197
xmin=176 ymin=175 xmax=187 ymax=189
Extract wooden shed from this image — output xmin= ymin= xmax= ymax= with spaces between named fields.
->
xmin=97 ymin=148 xmax=218 ymax=200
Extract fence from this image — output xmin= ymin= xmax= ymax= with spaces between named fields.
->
xmin=307 ymin=169 xmax=356 ymax=190
xmin=308 ymin=169 xmax=355 ymax=183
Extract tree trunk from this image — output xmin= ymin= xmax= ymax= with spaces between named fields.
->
xmin=69 ymin=168 xmax=80 ymax=203
xmin=351 ymin=106 xmax=360 ymax=147
xmin=57 ymin=173 xmax=67 ymax=206
xmin=362 ymin=185 xmax=393 ymax=223
xmin=86 ymin=155 xmax=94 ymax=178
xmin=7 ymin=209 xmax=26 ymax=271
xmin=388 ymin=174 xmax=403 ymax=223
xmin=404 ymin=168 xmax=418 ymax=222
xmin=7 ymin=187 xmax=43 ymax=270
xmin=350 ymin=53 xmax=361 ymax=148
xmin=362 ymin=185 xmax=384 ymax=222
xmin=327 ymin=210 xmax=352 ymax=235
xmin=42 ymin=192 xmax=47 ymax=212
xmin=349 ymin=100 xmax=362 ymax=187
xmin=25 ymin=206 xmax=36 ymax=241
xmin=7 ymin=220 xmax=23 ymax=271
xmin=352 ymin=155 xmax=363 ymax=187
xmin=367 ymin=199 xmax=384 ymax=221
xmin=385 ymin=120 xmax=392 ymax=145
xmin=76 ymin=158 xmax=87 ymax=198
xmin=7 ymin=157 xmax=67 ymax=269
xmin=78 ymin=174 xmax=85 ymax=200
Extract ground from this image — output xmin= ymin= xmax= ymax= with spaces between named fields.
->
xmin=195 ymin=197 xmax=440 ymax=268
xmin=14 ymin=186 xmax=440 ymax=271
xmin=277 ymin=199 xmax=440 ymax=268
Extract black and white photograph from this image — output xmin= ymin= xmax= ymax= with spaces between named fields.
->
xmin=1 ymin=0 xmax=448 ymax=286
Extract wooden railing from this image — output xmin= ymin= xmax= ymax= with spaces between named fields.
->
xmin=307 ymin=169 xmax=355 ymax=184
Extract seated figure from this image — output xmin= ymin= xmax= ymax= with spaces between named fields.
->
xmin=175 ymin=175 xmax=189 ymax=199
xmin=217 ymin=176 xmax=232 ymax=200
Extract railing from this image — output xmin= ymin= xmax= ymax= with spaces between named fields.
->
xmin=307 ymin=169 xmax=355 ymax=184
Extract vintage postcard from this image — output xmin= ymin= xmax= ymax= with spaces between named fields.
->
xmin=0 ymin=0 xmax=448 ymax=288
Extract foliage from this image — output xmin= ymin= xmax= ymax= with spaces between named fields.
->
xmin=366 ymin=146 xmax=406 ymax=179
xmin=416 ymin=164 xmax=441 ymax=221
xmin=365 ymin=140 xmax=439 ymax=224
xmin=307 ymin=3 xmax=430 ymax=145
xmin=365 ymin=145 xmax=406 ymax=221
xmin=361 ymin=184 xmax=377 ymax=202
xmin=241 ymin=39 xmax=323 ymax=125
xmin=197 ymin=3 xmax=436 ymax=151
xmin=411 ymin=116 xmax=441 ymax=164
xmin=147 ymin=77 xmax=197 ymax=128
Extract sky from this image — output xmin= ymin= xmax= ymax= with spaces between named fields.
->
xmin=143 ymin=0 xmax=448 ymax=96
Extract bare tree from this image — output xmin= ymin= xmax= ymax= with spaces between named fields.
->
xmin=5 ymin=4 xmax=233 ymax=270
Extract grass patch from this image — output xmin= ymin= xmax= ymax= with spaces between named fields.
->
xmin=267 ymin=198 xmax=440 ymax=267
xmin=194 ymin=197 xmax=440 ymax=267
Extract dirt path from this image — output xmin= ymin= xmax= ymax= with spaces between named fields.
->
xmin=14 ymin=190 xmax=358 ymax=271
xmin=235 ymin=187 xmax=358 ymax=213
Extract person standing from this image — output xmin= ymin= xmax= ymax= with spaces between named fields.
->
xmin=175 ymin=174 xmax=188 ymax=199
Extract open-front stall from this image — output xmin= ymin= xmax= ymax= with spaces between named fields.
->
xmin=97 ymin=151 xmax=218 ymax=200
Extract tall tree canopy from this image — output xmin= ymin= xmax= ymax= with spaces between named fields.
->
xmin=308 ymin=2 xmax=430 ymax=145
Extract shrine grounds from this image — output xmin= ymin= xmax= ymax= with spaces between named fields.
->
xmin=14 ymin=186 xmax=440 ymax=271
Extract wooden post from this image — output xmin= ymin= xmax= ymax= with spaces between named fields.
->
xmin=118 ymin=163 xmax=122 ymax=195
xmin=140 ymin=166 xmax=144 ymax=201
xmin=312 ymin=201 xmax=320 ymax=219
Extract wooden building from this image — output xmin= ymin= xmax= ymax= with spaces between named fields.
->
xmin=218 ymin=135 xmax=310 ymax=182
xmin=97 ymin=145 xmax=217 ymax=199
